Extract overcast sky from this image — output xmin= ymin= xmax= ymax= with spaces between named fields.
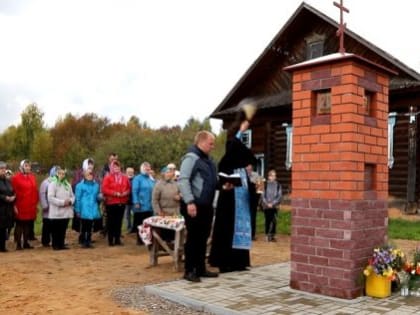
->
xmin=0 ymin=0 xmax=419 ymax=133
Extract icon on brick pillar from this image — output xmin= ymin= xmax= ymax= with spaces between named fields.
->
xmin=315 ymin=89 xmax=331 ymax=115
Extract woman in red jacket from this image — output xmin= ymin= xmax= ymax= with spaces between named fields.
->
xmin=11 ymin=160 xmax=39 ymax=250
xmin=101 ymin=160 xmax=130 ymax=246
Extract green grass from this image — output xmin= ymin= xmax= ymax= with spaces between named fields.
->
xmin=256 ymin=209 xmax=291 ymax=235
xmin=34 ymin=209 xmax=43 ymax=235
xmin=388 ymin=218 xmax=420 ymax=240
xmin=255 ymin=209 xmax=420 ymax=241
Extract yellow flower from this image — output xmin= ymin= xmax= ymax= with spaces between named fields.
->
xmin=383 ymin=267 xmax=393 ymax=278
xmin=363 ymin=265 xmax=372 ymax=276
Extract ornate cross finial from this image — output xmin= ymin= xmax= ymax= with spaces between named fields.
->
xmin=333 ymin=0 xmax=349 ymax=54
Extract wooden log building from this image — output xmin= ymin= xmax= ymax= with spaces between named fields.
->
xmin=210 ymin=2 xmax=420 ymax=208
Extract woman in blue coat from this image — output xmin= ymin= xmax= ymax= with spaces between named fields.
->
xmin=74 ymin=169 xmax=101 ymax=248
xmin=131 ymin=161 xmax=155 ymax=244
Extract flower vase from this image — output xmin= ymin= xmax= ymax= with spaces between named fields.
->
xmin=409 ymin=274 xmax=420 ymax=292
xmin=365 ymin=273 xmax=391 ymax=298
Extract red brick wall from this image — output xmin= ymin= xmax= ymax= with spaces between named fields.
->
xmin=290 ymin=58 xmax=389 ymax=299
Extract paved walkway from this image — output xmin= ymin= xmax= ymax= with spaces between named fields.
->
xmin=144 ymin=263 xmax=420 ymax=315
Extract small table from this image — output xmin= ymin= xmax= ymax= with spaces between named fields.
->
xmin=139 ymin=216 xmax=185 ymax=271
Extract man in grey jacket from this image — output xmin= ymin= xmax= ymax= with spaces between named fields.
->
xmin=178 ymin=130 xmax=218 ymax=282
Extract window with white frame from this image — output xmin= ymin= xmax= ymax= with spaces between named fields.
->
xmin=254 ymin=153 xmax=265 ymax=178
xmin=240 ymin=129 xmax=252 ymax=148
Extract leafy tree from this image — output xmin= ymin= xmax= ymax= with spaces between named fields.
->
xmin=127 ymin=115 xmax=141 ymax=129
xmin=31 ymin=130 xmax=54 ymax=170
xmin=50 ymin=113 xmax=111 ymax=166
xmin=20 ymin=103 xmax=45 ymax=157
xmin=0 ymin=125 xmax=19 ymax=161
xmin=212 ymin=129 xmax=226 ymax=163
xmin=0 ymin=110 xmax=227 ymax=175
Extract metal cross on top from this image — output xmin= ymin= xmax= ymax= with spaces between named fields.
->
xmin=333 ymin=0 xmax=350 ymax=54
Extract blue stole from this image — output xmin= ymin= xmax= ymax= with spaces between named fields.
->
xmin=232 ymin=168 xmax=252 ymax=250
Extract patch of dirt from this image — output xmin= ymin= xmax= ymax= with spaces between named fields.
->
xmin=0 ymin=230 xmax=290 ymax=315
xmin=388 ymin=207 xmax=420 ymax=221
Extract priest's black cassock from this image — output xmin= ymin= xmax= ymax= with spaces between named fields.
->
xmin=208 ymin=135 xmax=257 ymax=272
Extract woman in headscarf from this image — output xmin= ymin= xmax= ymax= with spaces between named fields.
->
xmin=74 ymin=169 xmax=102 ymax=248
xmin=0 ymin=161 xmax=15 ymax=252
xmin=11 ymin=159 xmax=39 ymax=250
xmin=71 ymin=158 xmax=97 ymax=243
xmin=48 ymin=167 xmax=75 ymax=250
xmin=151 ymin=166 xmax=181 ymax=241
xmin=131 ymin=161 xmax=155 ymax=244
xmin=101 ymin=160 xmax=130 ymax=246
xmin=39 ymin=166 xmax=58 ymax=247
xmin=152 ymin=166 xmax=180 ymax=217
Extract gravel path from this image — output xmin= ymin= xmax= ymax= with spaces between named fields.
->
xmin=112 ymin=285 xmax=213 ymax=315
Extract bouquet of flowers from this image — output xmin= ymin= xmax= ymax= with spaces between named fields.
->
xmin=403 ymin=248 xmax=420 ymax=290
xmin=363 ymin=245 xmax=406 ymax=279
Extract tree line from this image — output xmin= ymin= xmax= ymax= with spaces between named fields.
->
xmin=0 ymin=103 xmax=226 ymax=173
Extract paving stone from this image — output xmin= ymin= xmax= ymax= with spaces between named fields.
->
xmin=143 ymin=263 xmax=420 ymax=315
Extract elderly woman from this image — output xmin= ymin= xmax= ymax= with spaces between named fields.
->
xmin=101 ymin=160 xmax=130 ymax=246
xmin=0 ymin=161 xmax=15 ymax=252
xmin=75 ymin=169 xmax=101 ymax=248
xmin=131 ymin=161 xmax=155 ymax=244
xmin=152 ymin=166 xmax=181 ymax=241
xmin=11 ymin=160 xmax=39 ymax=250
xmin=48 ymin=167 xmax=75 ymax=250
xmin=152 ymin=166 xmax=180 ymax=217
xmin=39 ymin=166 xmax=58 ymax=247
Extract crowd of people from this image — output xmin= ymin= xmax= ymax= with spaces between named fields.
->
xmin=0 ymin=154 xmax=182 ymax=251
xmin=0 ymin=105 xmax=284 ymax=283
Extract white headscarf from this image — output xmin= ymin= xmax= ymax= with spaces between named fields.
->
xmin=19 ymin=159 xmax=30 ymax=173
xmin=82 ymin=158 xmax=94 ymax=171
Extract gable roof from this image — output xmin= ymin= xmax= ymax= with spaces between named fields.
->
xmin=210 ymin=2 xmax=420 ymax=119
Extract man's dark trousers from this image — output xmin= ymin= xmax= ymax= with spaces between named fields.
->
xmin=182 ymin=203 xmax=214 ymax=275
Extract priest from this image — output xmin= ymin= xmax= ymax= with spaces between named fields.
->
xmin=209 ymin=100 xmax=258 ymax=272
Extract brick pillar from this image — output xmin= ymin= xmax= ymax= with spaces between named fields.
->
xmin=284 ymin=54 xmax=396 ymax=299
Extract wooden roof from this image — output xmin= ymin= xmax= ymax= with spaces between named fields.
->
xmin=211 ymin=2 xmax=420 ymax=119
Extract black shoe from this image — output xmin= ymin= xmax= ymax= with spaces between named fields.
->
xmin=200 ymin=270 xmax=219 ymax=278
xmin=23 ymin=243 xmax=34 ymax=249
xmin=115 ymin=241 xmax=124 ymax=246
xmin=0 ymin=248 xmax=8 ymax=252
xmin=219 ymin=266 xmax=233 ymax=273
xmin=183 ymin=272 xmax=201 ymax=282
xmin=29 ymin=236 xmax=38 ymax=241
xmin=42 ymin=244 xmax=50 ymax=247
xmin=55 ymin=247 xmax=69 ymax=250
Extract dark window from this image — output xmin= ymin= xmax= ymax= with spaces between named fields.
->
xmin=240 ymin=130 xmax=252 ymax=149
xmin=307 ymin=41 xmax=324 ymax=59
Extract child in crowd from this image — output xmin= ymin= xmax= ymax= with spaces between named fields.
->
xmin=261 ymin=169 xmax=282 ymax=242
xmin=74 ymin=169 xmax=102 ymax=248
